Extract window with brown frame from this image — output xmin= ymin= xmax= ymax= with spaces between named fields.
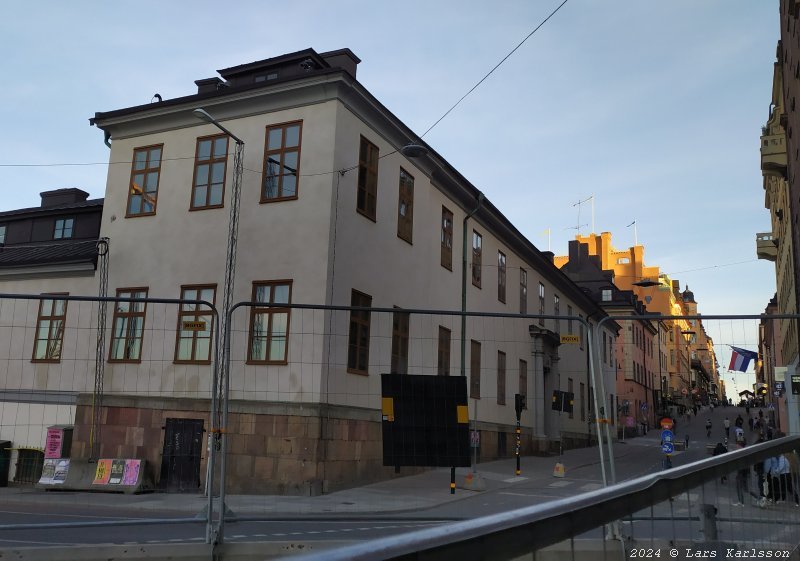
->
xmin=520 ymin=268 xmax=527 ymax=314
xmin=191 ymin=135 xmax=228 ymax=210
xmin=126 ymin=146 xmax=162 ymax=217
xmin=53 ymin=218 xmax=74 ymax=240
xmin=519 ymin=359 xmax=527 ymax=397
xmin=472 ymin=231 xmax=482 ymax=288
xmin=538 ymin=282 xmax=545 ymax=326
xmin=262 ymin=121 xmax=302 ymax=202
xmin=441 ymin=207 xmax=453 ymax=270
xmin=32 ymin=294 xmax=68 ymax=362
xmin=497 ymin=351 xmax=506 ymax=405
xmin=347 ymin=290 xmax=372 ymax=374
xmin=175 ymin=285 xmax=216 ymax=363
xmin=396 ymin=168 xmax=414 ymax=243
xmin=109 ymin=288 xmax=148 ymax=362
xmin=470 ymin=340 xmax=481 ymax=398
xmin=497 ymin=251 xmax=506 ymax=303
xmin=390 ymin=308 xmax=410 ymax=374
xmin=553 ymin=294 xmax=560 ymax=333
xmin=248 ymin=281 xmax=292 ymax=364
xmin=437 ymin=326 xmax=451 ymax=376
xmin=356 ymin=136 xmax=379 ymax=220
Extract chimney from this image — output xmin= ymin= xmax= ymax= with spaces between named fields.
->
xmin=319 ymin=49 xmax=361 ymax=78
xmin=40 ymin=188 xmax=89 ymax=208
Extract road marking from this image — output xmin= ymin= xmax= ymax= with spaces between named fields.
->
xmin=307 ymin=531 xmax=320 ymax=534
xmin=579 ymin=483 xmax=602 ymax=491
xmin=324 ymin=530 xmax=338 ymax=533
xmin=548 ymin=480 xmax=572 ymax=487
xmin=0 ymin=538 xmax=78 ymax=546
xmin=253 ymin=534 xmax=267 ymax=537
xmin=499 ymin=491 xmax=559 ymax=498
xmin=341 ymin=528 xmax=353 ymax=532
xmin=272 ymin=533 xmax=286 ymax=536
xmin=232 ymin=535 xmax=246 ymax=539
xmin=503 ymin=476 xmax=528 ymax=483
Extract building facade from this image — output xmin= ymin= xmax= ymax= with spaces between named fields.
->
xmin=0 ymin=49 xmax=616 ymax=493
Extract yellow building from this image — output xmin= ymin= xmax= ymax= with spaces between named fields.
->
xmin=556 ymin=233 xmax=720 ymax=408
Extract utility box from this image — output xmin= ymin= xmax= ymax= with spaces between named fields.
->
xmin=0 ymin=441 xmax=10 ymax=487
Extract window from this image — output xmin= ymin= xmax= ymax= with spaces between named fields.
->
xmin=497 ymin=351 xmax=506 ymax=405
xmin=397 ymin=169 xmax=414 ymax=243
xmin=441 ymin=207 xmax=453 ymax=270
xmin=391 ymin=308 xmax=409 ymax=374
xmin=553 ymin=294 xmax=560 ymax=333
xmin=248 ymin=281 xmax=292 ymax=364
xmin=32 ymin=294 xmax=67 ymax=362
xmin=497 ymin=251 xmax=506 ymax=303
xmin=519 ymin=268 xmax=527 ymax=314
xmin=472 ymin=231 xmax=482 ymax=288
xmin=437 ymin=326 xmax=451 ymax=376
xmin=470 ymin=340 xmax=481 ymax=398
xmin=519 ymin=359 xmax=527 ymax=397
xmin=567 ymin=305 xmax=573 ymax=333
xmin=175 ymin=285 xmax=216 ymax=363
xmin=578 ymin=314 xmax=584 ymax=349
xmin=538 ymin=283 xmax=545 ymax=326
xmin=262 ymin=121 xmax=302 ymax=202
xmin=0 ymin=225 xmax=5 ymax=244
xmin=356 ymin=136 xmax=379 ymax=220
xmin=53 ymin=218 xmax=74 ymax=240
xmin=601 ymin=289 xmax=612 ymax=302
xmin=127 ymin=145 xmax=162 ymax=217
xmin=602 ymin=332 xmax=607 ymax=364
xmin=670 ymin=349 xmax=675 ymax=365
xmin=347 ymin=290 xmax=372 ymax=374
xmin=110 ymin=288 xmax=148 ymax=362
xmin=192 ymin=135 xmax=228 ymax=209
xmin=568 ymin=378 xmax=574 ymax=419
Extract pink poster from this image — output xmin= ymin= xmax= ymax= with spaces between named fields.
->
xmin=45 ymin=428 xmax=63 ymax=459
xmin=122 ymin=459 xmax=141 ymax=486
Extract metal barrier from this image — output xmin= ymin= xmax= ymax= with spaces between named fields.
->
xmin=292 ymin=436 xmax=800 ymax=561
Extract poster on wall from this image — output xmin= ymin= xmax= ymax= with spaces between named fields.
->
xmin=92 ymin=459 xmax=112 ymax=485
xmin=39 ymin=459 xmax=57 ymax=484
xmin=52 ymin=459 xmax=69 ymax=484
xmin=122 ymin=459 xmax=141 ymax=486
xmin=108 ymin=459 xmax=125 ymax=485
xmin=45 ymin=428 xmax=63 ymax=459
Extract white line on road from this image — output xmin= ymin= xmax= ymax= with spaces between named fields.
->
xmin=503 ymin=476 xmax=528 ymax=483
xmin=548 ymin=481 xmax=573 ymax=487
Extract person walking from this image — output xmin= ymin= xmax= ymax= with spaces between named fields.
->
xmin=774 ymin=454 xmax=790 ymax=503
xmin=723 ymin=417 xmax=731 ymax=438
xmin=735 ymin=414 xmax=744 ymax=429
xmin=706 ymin=419 xmax=712 ymax=438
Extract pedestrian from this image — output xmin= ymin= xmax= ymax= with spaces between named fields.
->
xmin=735 ymin=414 xmax=744 ymax=429
xmin=724 ymin=417 xmax=730 ymax=438
xmin=733 ymin=442 xmax=749 ymax=506
xmin=706 ymin=419 xmax=712 ymax=438
xmin=786 ymin=451 xmax=800 ymax=507
xmin=685 ymin=433 xmax=690 ymax=450
xmin=734 ymin=426 xmax=745 ymax=446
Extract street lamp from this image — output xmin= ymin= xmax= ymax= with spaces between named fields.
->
xmin=681 ymin=330 xmax=696 ymax=406
xmin=193 ymin=107 xmax=244 ymax=545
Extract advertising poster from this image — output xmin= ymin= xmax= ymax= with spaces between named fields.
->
xmin=122 ymin=459 xmax=141 ymax=486
xmin=52 ymin=459 xmax=69 ymax=484
xmin=109 ymin=459 xmax=125 ymax=485
xmin=39 ymin=458 xmax=57 ymax=484
xmin=45 ymin=428 xmax=63 ymax=459
xmin=93 ymin=459 xmax=112 ymax=484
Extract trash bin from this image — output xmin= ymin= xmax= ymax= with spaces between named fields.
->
xmin=0 ymin=441 xmax=11 ymax=487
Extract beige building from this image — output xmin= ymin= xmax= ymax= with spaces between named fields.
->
xmin=0 ymin=48 xmax=616 ymax=493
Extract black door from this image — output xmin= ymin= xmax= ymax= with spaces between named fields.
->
xmin=160 ymin=418 xmax=203 ymax=492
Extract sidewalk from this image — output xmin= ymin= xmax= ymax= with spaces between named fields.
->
xmin=0 ymin=436 xmax=667 ymax=518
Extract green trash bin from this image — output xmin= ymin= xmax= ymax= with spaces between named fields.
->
xmin=0 ymin=441 xmax=11 ymax=487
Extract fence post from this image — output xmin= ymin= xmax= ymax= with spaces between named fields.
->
xmin=701 ymin=504 xmax=718 ymax=540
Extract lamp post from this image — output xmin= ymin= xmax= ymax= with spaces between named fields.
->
xmin=193 ymin=108 xmax=244 ymax=545
xmin=681 ymin=330 xmax=696 ymax=408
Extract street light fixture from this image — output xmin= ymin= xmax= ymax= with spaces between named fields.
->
xmin=192 ymin=107 xmax=244 ymax=545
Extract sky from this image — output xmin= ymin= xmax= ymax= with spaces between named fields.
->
xmin=0 ymin=1 xmax=781 ymax=396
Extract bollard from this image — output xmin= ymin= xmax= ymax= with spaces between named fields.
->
xmin=701 ymin=504 xmax=718 ymax=541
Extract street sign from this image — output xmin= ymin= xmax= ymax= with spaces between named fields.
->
xmin=182 ymin=320 xmax=207 ymax=331
xmin=775 ymin=381 xmax=785 ymax=391
xmin=560 ymin=334 xmax=580 ymax=344
xmin=792 ymin=374 xmax=800 ymax=395
xmin=662 ymin=442 xmax=674 ymax=454
xmin=774 ymin=391 xmax=781 ymax=397
xmin=661 ymin=429 xmax=674 ymax=443
xmin=470 ymin=430 xmax=480 ymax=448
xmin=660 ymin=417 xmax=674 ymax=430
xmin=641 ymin=403 xmax=648 ymax=411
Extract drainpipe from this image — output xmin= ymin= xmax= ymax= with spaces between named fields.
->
xmin=103 ymin=131 xmax=112 ymax=149
xmin=461 ymin=192 xmax=484 ymax=472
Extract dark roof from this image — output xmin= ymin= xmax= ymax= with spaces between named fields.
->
xmin=0 ymin=198 xmax=103 ymax=220
xmin=0 ymin=239 xmax=99 ymax=268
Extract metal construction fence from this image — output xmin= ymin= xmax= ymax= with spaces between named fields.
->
xmin=0 ymin=292 xmax=798 ymax=559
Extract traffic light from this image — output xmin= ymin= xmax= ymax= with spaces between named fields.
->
xmin=515 ymin=393 xmax=526 ymax=417
xmin=757 ymin=385 xmax=768 ymax=396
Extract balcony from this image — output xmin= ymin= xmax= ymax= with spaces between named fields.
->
xmin=761 ymin=132 xmax=787 ymax=177
xmin=756 ymin=232 xmax=778 ymax=261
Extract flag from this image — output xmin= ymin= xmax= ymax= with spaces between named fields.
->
xmin=728 ymin=346 xmax=758 ymax=372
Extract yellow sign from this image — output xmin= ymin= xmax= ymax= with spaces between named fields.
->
xmin=182 ymin=320 xmax=207 ymax=331
xmin=560 ymin=334 xmax=580 ymax=344
xmin=456 ymin=405 xmax=469 ymax=424
xmin=381 ymin=397 xmax=395 ymax=422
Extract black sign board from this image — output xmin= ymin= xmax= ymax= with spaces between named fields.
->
xmin=792 ymin=374 xmax=800 ymax=395
xmin=381 ymin=373 xmax=470 ymax=467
